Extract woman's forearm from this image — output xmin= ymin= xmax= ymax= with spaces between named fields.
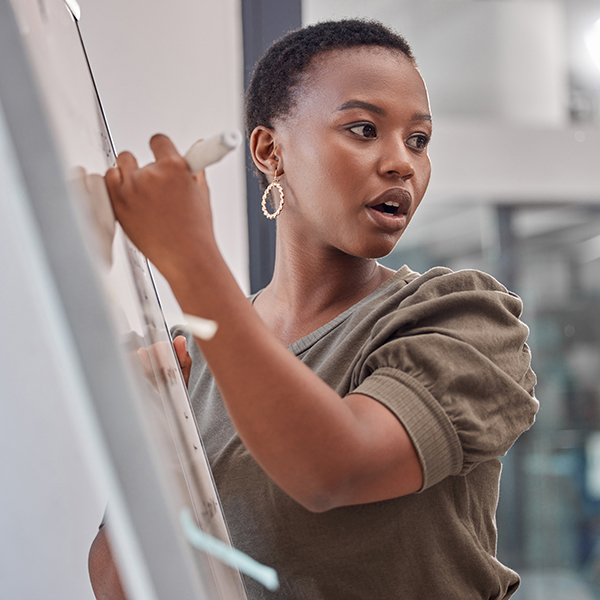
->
xmin=106 ymin=137 xmax=421 ymax=511
xmin=168 ymin=253 xmax=421 ymax=511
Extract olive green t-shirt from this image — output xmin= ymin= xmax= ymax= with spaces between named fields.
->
xmin=174 ymin=266 xmax=538 ymax=599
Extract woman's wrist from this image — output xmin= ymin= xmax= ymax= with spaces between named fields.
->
xmin=165 ymin=242 xmax=243 ymax=316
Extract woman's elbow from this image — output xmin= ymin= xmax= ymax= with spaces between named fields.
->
xmin=289 ymin=470 xmax=359 ymax=513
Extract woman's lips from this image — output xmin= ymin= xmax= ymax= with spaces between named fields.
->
xmin=366 ymin=205 xmax=408 ymax=231
xmin=366 ymin=187 xmax=412 ymax=231
xmin=368 ymin=187 xmax=412 ymax=212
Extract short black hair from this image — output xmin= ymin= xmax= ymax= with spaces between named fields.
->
xmin=245 ymin=19 xmax=415 ymax=188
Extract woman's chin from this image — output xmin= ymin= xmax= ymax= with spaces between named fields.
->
xmin=356 ymin=235 xmax=404 ymax=260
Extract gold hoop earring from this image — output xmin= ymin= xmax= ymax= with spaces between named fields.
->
xmin=261 ymin=175 xmax=285 ymax=219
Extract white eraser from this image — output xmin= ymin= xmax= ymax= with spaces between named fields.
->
xmin=184 ymin=130 xmax=242 ymax=174
xmin=183 ymin=313 xmax=218 ymax=341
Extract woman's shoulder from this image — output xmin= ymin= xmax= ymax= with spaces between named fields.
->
xmin=346 ymin=265 xmax=519 ymax=329
xmin=378 ymin=265 xmax=525 ymax=326
xmin=395 ymin=265 xmax=511 ymax=295
xmin=399 ymin=265 xmax=519 ymax=306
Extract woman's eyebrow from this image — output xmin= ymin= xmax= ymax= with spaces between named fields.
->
xmin=412 ymin=113 xmax=432 ymax=123
xmin=335 ymin=100 xmax=385 ymax=116
xmin=335 ymin=101 xmax=432 ymax=125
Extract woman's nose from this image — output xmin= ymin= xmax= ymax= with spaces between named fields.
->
xmin=377 ymin=139 xmax=415 ymax=181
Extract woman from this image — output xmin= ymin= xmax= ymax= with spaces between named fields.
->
xmin=93 ymin=19 xmax=538 ymax=599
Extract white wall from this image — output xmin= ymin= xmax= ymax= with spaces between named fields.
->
xmin=77 ymin=0 xmax=248 ymax=324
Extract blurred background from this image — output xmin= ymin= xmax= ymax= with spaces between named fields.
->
xmin=317 ymin=2 xmax=600 ymax=598
xmin=305 ymin=2 xmax=600 ymax=599
xmin=14 ymin=0 xmax=600 ymax=598
xmin=314 ymin=2 xmax=600 ymax=598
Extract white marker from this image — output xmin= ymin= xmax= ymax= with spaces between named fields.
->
xmin=176 ymin=134 xmax=241 ymax=340
xmin=177 ymin=135 xmax=241 ymax=341
xmin=184 ymin=130 xmax=243 ymax=174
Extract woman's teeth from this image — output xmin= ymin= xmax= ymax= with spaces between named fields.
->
xmin=373 ymin=201 xmax=400 ymax=215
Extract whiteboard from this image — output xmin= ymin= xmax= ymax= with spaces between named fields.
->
xmin=0 ymin=0 xmax=247 ymax=598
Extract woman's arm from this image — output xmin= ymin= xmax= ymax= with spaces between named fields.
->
xmin=89 ymin=526 xmax=127 ymax=600
xmin=106 ymin=135 xmax=422 ymax=512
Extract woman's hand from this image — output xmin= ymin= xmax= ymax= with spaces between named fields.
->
xmin=105 ymin=135 xmax=218 ymax=281
xmin=134 ymin=336 xmax=192 ymax=389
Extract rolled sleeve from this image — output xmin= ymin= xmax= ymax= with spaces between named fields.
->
xmin=349 ymin=269 xmax=539 ymax=491
xmin=352 ymin=366 xmax=463 ymax=490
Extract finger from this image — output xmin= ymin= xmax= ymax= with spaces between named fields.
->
xmin=115 ymin=151 xmax=139 ymax=179
xmin=104 ymin=165 xmax=122 ymax=188
xmin=192 ymin=170 xmax=207 ymax=185
xmin=149 ymin=134 xmax=181 ymax=161
xmin=173 ymin=335 xmax=192 ymax=386
xmin=136 ymin=347 xmax=155 ymax=383
xmin=173 ymin=335 xmax=188 ymax=362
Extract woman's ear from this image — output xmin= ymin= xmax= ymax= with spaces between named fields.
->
xmin=250 ymin=126 xmax=281 ymax=178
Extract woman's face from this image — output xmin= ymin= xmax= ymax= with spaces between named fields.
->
xmin=274 ymin=47 xmax=432 ymax=259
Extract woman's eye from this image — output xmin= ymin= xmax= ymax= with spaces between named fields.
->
xmin=406 ymin=134 xmax=430 ymax=150
xmin=348 ymin=123 xmax=377 ymax=138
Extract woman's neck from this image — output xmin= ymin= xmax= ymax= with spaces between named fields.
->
xmin=253 ymin=233 xmax=395 ymax=346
